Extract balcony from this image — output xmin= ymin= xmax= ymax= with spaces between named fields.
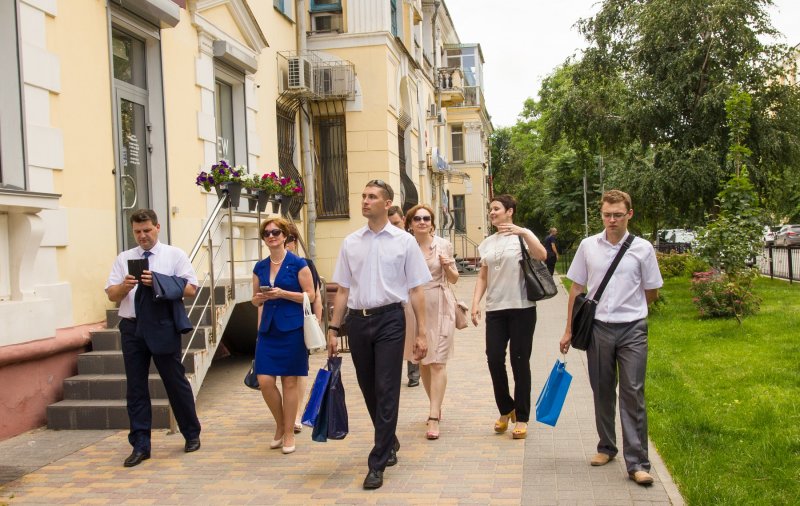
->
xmin=277 ymin=51 xmax=355 ymax=101
xmin=437 ymin=67 xmax=465 ymax=106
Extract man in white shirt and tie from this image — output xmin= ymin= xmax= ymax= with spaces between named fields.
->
xmin=327 ymin=181 xmax=431 ymax=490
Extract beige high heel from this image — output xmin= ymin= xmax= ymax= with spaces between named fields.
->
xmin=494 ymin=410 xmax=516 ymax=434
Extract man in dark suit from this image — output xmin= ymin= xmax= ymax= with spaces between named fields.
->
xmin=105 ymin=209 xmax=201 ymax=467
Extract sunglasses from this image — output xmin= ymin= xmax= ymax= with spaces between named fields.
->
xmin=262 ymin=229 xmax=283 ymax=238
xmin=412 ymin=215 xmax=432 ymax=222
xmin=367 ymin=179 xmax=394 ymax=200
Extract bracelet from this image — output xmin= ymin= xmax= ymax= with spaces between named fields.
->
xmin=328 ymin=325 xmax=340 ymax=333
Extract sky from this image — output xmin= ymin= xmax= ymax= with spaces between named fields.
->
xmin=446 ymin=0 xmax=800 ymax=128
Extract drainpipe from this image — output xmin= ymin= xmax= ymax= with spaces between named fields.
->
xmin=297 ymin=0 xmax=317 ymax=259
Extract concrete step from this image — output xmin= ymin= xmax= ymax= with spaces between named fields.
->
xmin=61 ymin=374 xmax=199 ymax=400
xmin=90 ymin=327 xmax=211 ymax=351
xmin=46 ymin=399 xmax=170 ymax=430
xmin=77 ymin=350 xmax=201 ymax=375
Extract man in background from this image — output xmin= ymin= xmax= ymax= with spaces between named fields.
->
xmin=388 ymin=205 xmax=420 ymax=388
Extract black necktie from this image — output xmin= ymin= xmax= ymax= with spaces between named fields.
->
xmin=143 ymin=251 xmax=153 ymax=259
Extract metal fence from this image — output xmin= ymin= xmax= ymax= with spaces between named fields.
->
xmin=756 ymin=246 xmax=800 ymax=283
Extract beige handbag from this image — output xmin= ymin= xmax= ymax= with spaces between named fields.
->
xmin=303 ymin=293 xmax=326 ymax=352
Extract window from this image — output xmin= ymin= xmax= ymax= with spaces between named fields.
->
xmin=276 ymin=103 xmax=302 ymax=217
xmin=213 ymin=64 xmax=247 ymax=166
xmin=451 ymin=124 xmax=464 ymax=162
xmin=273 ymin=0 xmax=292 ymax=19
xmin=314 ymin=115 xmax=349 ymax=218
xmin=390 ymin=0 xmax=398 ymax=37
xmin=310 ymin=0 xmax=341 ymax=12
xmin=452 ymin=195 xmax=466 ymax=233
xmin=0 ymin=0 xmax=25 ymax=189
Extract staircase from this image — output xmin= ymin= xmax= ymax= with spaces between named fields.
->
xmin=47 ymin=196 xmax=265 ymax=430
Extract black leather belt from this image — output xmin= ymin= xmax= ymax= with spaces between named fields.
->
xmin=348 ymin=302 xmax=402 ymax=317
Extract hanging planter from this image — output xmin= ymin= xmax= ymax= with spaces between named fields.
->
xmin=196 ymin=160 xmax=246 ymax=208
xmin=216 ymin=181 xmax=242 ymax=208
xmin=270 ymin=194 xmax=281 ymax=214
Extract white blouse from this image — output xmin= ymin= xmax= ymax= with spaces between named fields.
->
xmin=478 ymin=231 xmax=536 ymax=312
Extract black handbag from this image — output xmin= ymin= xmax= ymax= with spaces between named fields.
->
xmin=570 ymin=234 xmax=635 ymax=351
xmin=519 ymin=236 xmax=558 ymax=302
xmin=243 ymin=360 xmax=260 ymax=390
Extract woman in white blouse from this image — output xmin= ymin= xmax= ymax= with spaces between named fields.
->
xmin=471 ymin=194 xmax=547 ymax=440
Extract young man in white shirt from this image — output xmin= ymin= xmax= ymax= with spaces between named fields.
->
xmin=559 ymin=190 xmax=663 ymax=486
xmin=327 ymin=181 xmax=431 ymax=490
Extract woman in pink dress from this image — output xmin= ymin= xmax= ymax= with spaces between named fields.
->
xmin=403 ymin=204 xmax=459 ymax=440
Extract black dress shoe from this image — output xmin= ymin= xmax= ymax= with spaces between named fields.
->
xmin=386 ymin=448 xmax=398 ymax=467
xmin=123 ymin=450 xmax=150 ymax=468
xmin=184 ymin=439 xmax=201 ymax=453
xmin=363 ymin=469 xmax=383 ymax=489
xmin=407 ymin=379 xmax=420 ymax=387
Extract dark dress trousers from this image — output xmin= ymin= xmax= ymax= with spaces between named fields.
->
xmin=122 ymin=274 xmax=200 ymax=452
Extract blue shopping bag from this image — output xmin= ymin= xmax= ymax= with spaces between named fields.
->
xmin=301 ymin=365 xmax=331 ymax=427
xmin=535 ymin=358 xmax=573 ymax=427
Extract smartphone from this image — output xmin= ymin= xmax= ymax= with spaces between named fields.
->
xmin=128 ymin=258 xmax=149 ymax=281
xmin=259 ymin=286 xmax=273 ymax=293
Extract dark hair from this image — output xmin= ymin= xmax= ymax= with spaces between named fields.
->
xmin=600 ymin=190 xmax=632 ymax=211
xmin=366 ymin=179 xmax=394 ymax=201
xmin=259 ymin=217 xmax=291 ymax=239
xmin=491 ymin=194 xmax=517 ymax=214
xmin=404 ymin=203 xmax=436 ymax=233
xmin=285 ymin=222 xmax=301 ymax=245
xmin=130 ymin=209 xmax=158 ymax=226
xmin=388 ymin=205 xmax=403 ymax=217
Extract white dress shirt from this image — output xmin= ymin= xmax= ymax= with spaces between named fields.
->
xmin=567 ymin=231 xmax=663 ymax=323
xmin=105 ymin=241 xmax=198 ymax=319
xmin=478 ymin=231 xmax=536 ymax=311
xmin=332 ymin=223 xmax=432 ymax=309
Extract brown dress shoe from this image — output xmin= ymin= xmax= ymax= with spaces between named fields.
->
xmin=629 ymin=470 xmax=654 ymax=485
xmin=590 ymin=453 xmax=613 ymax=466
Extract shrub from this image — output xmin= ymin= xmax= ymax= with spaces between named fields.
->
xmin=690 ymin=269 xmax=761 ymax=323
xmin=656 ymin=252 xmax=710 ymax=278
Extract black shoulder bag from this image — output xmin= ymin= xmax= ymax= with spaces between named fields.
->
xmin=570 ymin=234 xmax=635 ymax=351
xmin=519 ymin=236 xmax=558 ymax=302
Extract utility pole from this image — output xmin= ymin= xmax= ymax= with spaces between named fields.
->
xmin=297 ymin=0 xmax=316 ymax=259
xmin=583 ymin=165 xmax=589 ymax=238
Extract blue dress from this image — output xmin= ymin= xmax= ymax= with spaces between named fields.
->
xmin=253 ymin=252 xmax=309 ymax=377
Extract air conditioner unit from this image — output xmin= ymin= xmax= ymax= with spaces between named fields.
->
xmin=427 ymin=103 xmax=438 ymax=119
xmin=435 ymin=107 xmax=447 ymax=125
xmin=316 ymin=66 xmax=350 ymax=96
xmin=311 ymin=12 xmax=343 ymax=33
xmin=287 ymin=56 xmax=313 ymax=90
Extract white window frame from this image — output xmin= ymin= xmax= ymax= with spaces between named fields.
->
xmin=451 ymin=124 xmax=464 ymax=163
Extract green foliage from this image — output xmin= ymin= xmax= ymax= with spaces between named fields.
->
xmin=648 ymin=277 xmax=800 ymax=505
xmin=656 ymin=252 xmax=711 ymax=279
xmin=690 ymin=269 xmax=761 ymax=322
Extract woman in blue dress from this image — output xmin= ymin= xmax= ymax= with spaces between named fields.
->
xmin=251 ymin=217 xmax=315 ymax=454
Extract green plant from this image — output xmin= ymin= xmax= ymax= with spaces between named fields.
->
xmin=657 ymin=252 xmax=711 ymax=278
xmin=195 ymin=159 xmax=245 ymax=192
xmin=690 ymin=269 xmax=761 ymax=323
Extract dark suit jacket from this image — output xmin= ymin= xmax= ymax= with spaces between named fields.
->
xmin=134 ymin=272 xmax=193 ymax=355
xmin=254 ymin=252 xmax=306 ymax=334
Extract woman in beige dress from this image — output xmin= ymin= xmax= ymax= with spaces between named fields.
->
xmin=403 ymin=204 xmax=459 ymax=440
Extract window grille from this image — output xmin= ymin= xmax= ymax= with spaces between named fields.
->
xmin=315 ymin=115 xmax=350 ymax=218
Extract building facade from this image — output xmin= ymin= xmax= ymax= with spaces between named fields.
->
xmin=0 ymin=0 xmax=491 ymax=439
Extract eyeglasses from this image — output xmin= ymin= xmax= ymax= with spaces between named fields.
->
xmin=602 ymin=212 xmax=629 ymax=220
xmin=412 ymin=215 xmax=432 ymax=222
xmin=262 ymin=229 xmax=283 ymax=238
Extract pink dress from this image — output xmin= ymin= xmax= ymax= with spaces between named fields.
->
xmin=404 ymin=236 xmax=456 ymax=365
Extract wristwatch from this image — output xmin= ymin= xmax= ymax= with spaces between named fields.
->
xmin=328 ymin=325 xmax=340 ymax=334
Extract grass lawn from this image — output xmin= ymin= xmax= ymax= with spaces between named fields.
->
xmin=647 ymin=277 xmax=800 ymax=505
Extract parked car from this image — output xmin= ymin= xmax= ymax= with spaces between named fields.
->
xmin=656 ymin=229 xmax=696 ymax=253
xmin=775 ymin=225 xmax=800 ymax=247
xmin=763 ymin=225 xmax=781 ymax=246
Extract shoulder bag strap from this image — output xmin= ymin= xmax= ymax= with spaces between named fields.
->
xmin=591 ymin=233 xmax=635 ymax=302
xmin=518 ymin=235 xmax=530 ymax=260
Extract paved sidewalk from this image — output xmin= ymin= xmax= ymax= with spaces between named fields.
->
xmin=0 ymin=275 xmax=683 ymax=505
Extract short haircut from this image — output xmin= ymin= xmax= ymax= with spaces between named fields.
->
xmin=549 ymin=227 xmax=557 ymax=234
xmin=366 ymin=179 xmax=394 ymax=201
xmin=130 ymin=209 xmax=158 ymax=226
xmin=285 ymin=222 xmax=301 ymax=244
xmin=491 ymin=194 xmax=517 ymax=214
xmin=388 ymin=205 xmax=403 ymax=217
xmin=600 ymin=190 xmax=632 ymax=211
xmin=404 ymin=203 xmax=436 ymax=232
xmin=259 ymin=217 xmax=291 ymax=238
